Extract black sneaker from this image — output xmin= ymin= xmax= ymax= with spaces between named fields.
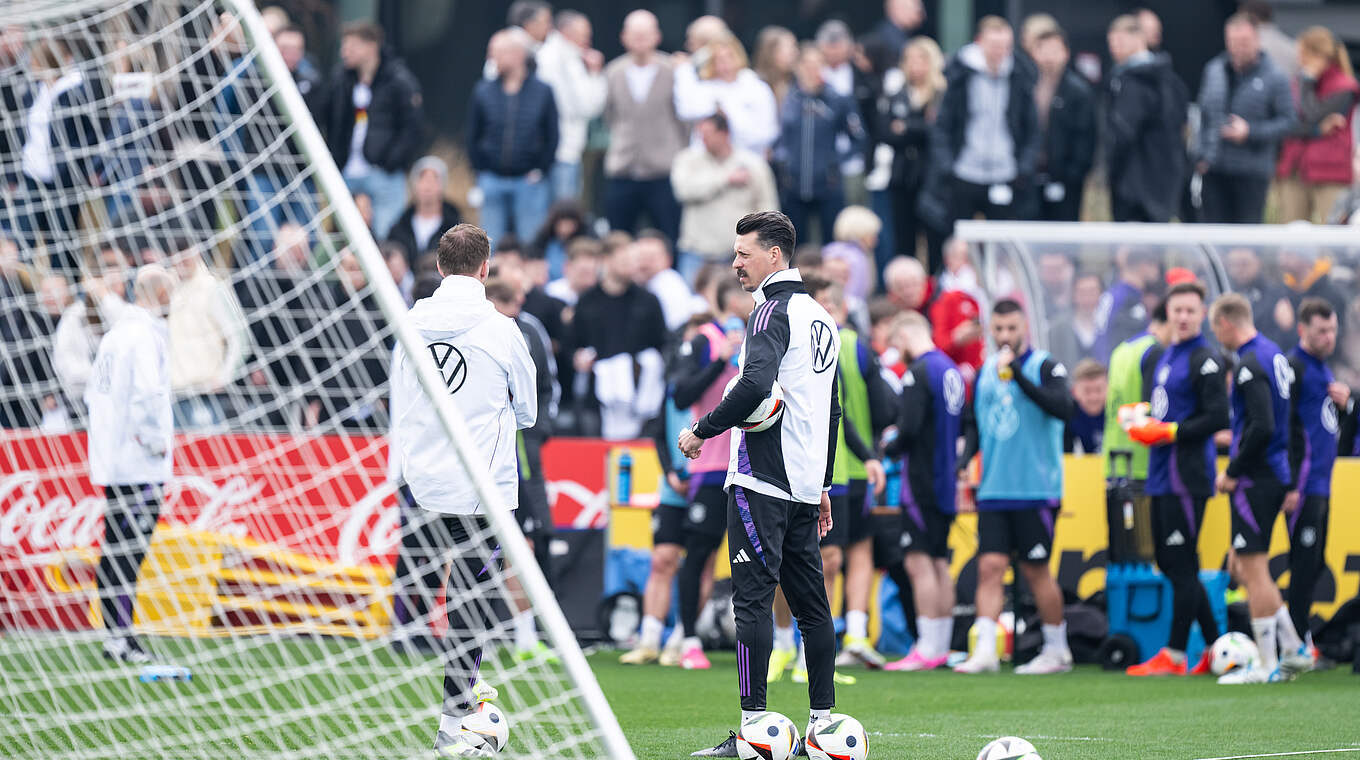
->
xmin=691 ymin=731 xmax=740 ymax=757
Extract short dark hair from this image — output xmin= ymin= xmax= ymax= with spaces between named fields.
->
xmin=735 ymin=211 xmax=796 ymax=261
xmin=379 ymin=240 xmax=408 ymax=263
xmin=413 ymin=273 xmax=442 ymax=301
xmin=494 ymin=234 xmax=523 ymax=257
xmin=1298 ymin=297 xmax=1335 ymax=325
xmin=484 ymin=277 xmax=520 ymax=305
xmin=1240 ymin=0 xmax=1272 ymax=24
xmin=1151 ymin=298 xmax=1169 ymax=324
xmin=701 ymin=111 xmax=730 ymax=134
xmin=508 ymin=0 xmax=551 ymax=28
xmin=436 ymin=223 xmax=491 ymax=276
xmin=992 ymin=298 xmax=1025 ymax=317
xmin=1166 ymin=280 xmax=1207 ymax=303
xmin=636 ymin=228 xmax=672 ymax=254
xmin=803 ymin=274 xmax=833 ymax=299
xmin=715 ymin=278 xmax=746 ymax=312
xmin=341 ymin=20 xmax=383 ymax=47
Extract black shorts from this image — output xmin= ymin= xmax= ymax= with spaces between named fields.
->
xmin=846 ymin=479 xmax=874 ymax=544
xmin=652 ymin=505 xmax=686 ymax=547
xmin=684 ymin=483 xmax=728 ymax=539
xmin=1289 ymin=494 xmax=1329 ymax=557
xmin=1230 ymin=476 xmax=1286 ymax=555
xmin=977 ymin=505 xmax=1057 ymax=562
xmin=901 ymin=503 xmax=953 ymax=560
xmin=820 ymin=488 xmax=850 ymax=548
xmin=1150 ymin=493 xmax=1207 ymax=556
xmin=871 ymin=508 xmax=906 ymax=568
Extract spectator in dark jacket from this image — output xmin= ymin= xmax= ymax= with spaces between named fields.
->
xmin=1025 ymin=27 xmax=1094 ymax=222
xmin=14 ymin=37 xmax=101 ymax=273
xmin=315 ymin=21 xmax=425 ymax=239
xmin=1194 ymin=13 xmax=1296 ymax=224
xmin=861 ymin=0 xmax=925 ymax=80
xmin=1280 ymin=237 xmax=1348 ymax=346
xmin=774 ymin=44 xmax=864 ymax=246
xmin=386 ymin=156 xmax=461 ymax=266
xmin=467 ymin=29 xmax=559 ymax=248
xmin=1105 ymin=14 xmax=1187 ymax=223
xmin=1223 ymin=246 xmax=1295 ymax=349
xmin=931 ymin=16 xmax=1039 ymax=225
xmin=870 ymin=36 xmax=946 ymax=274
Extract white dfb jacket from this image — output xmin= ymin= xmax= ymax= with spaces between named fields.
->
xmin=693 ymin=268 xmax=841 ymax=505
xmin=85 ymin=305 xmax=173 ymax=486
xmin=390 ymin=276 xmax=538 ymax=515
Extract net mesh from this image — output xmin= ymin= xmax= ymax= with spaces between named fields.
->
xmin=0 ymin=1 xmax=623 ymax=757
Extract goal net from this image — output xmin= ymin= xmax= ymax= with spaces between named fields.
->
xmin=954 ymin=219 xmax=1360 ymax=383
xmin=0 ymin=1 xmax=631 ymax=758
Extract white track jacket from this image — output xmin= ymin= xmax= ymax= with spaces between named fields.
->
xmin=85 ymin=305 xmax=173 ymax=486
xmin=390 ymin=276 xmax=538 ymax=515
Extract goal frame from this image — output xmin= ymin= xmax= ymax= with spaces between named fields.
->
xmin=224 ymin=2 xmax=634 ymax=756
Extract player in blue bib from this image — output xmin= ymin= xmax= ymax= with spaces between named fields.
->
xmin=956 ymin=299 xmax=1073 ymax=675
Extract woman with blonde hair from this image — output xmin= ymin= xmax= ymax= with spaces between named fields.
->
xmin=753 ymin=25 xmax=798 ymax=108
xmin=1277 ymin=26 xmax=1360 ymax=223
xmin=867 ymin=36 xmax=946 ymax=276
xmin=675 ymin=31 xmax=779 ymax=155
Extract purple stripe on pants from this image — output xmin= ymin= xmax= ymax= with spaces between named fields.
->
xmin=1038 ymin=503 xmax=1057 ymax=537
xmin=1167 ymin=444 xmax=1199 ymax=538
xmin=1232 ymin=476 xmax=1262 ymax=533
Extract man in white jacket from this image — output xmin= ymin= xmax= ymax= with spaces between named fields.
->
xmin=535 ymin=10 xmax=606 ymax=201
xmin=85 ymin=265 xmax=176 ymax=664
xmin=388 ymin=223 xmax=538 ymax=758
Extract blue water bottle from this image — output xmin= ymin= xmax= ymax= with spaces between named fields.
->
xmin=881 ymin=429 xmax=901 ymax=507
xmin=723 ymin=316 xmax=745 ymax=368
xmin=617 ymin=450 xmax=633 ymax=506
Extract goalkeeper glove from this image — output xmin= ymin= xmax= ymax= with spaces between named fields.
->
xmin=1128 ymin=420 xmax=1177 ymax=447
xmin=1117 ymin=402 xmax=1150 ymax=432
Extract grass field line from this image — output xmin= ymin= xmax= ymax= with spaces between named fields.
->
xmin=871 ymin=731 xmax=1114 ymax=742
xmin=1193 ymin=748 xmax=1360 ymax=760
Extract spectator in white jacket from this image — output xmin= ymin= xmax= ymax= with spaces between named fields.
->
xmin=167 ymin=241 xmax=247 ymax=429
xmin=671 ymin=112 xmax=779 ymax=276
xmin=674 ymin=32 xmax=780 ymax=156
xmin=535 ymin=10 xmax=606 ymax=201
xmin=387 ymin=223 xmax=537 ymax=755
xmin=85 ymin=264 xmax=176 ymax=665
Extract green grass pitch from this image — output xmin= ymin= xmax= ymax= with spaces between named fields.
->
xmin=2 ymin=637 xmax=1358 ymax=759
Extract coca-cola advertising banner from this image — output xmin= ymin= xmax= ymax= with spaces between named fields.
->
xmin=1 ymin=432 xmax=616 ymax=631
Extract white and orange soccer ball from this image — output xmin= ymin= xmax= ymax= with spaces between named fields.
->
xmin=737 ymin=711 xmax=800 ymax=760
xmin=459 ymin=701 xmax=509 ymax=753
xmin=805 ymin=713 xmax=868 ymax=760
xmin=724 ymin=377 xmax=785 ymax=433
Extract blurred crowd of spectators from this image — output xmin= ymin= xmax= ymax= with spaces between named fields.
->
xmin=5 ymin=0 xmax=1360 ymax=442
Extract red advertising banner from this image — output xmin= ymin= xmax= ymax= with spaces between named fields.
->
xmin=0 ymin=432 xmax=618 ymax=631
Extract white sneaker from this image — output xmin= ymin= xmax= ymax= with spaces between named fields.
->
xmin=952 ymin=652 xmax=1000 ymax=674
xmin=1217 ymin=666 xmax=1271 ymax=685
xmin=1279 ymin=645 xmax=1315 ymax=677
xmin=840 ymin=636 xmax=887 ymax=669
xmin=433 ymin=731 xmax=492 ymax=758
xmin=471 ymin=680 xmax=498 ymax=703
xmin=1015 ymin=649 xmax=1073 ymax=675
xmin=102 ymin=636 xmax=153 ymax=665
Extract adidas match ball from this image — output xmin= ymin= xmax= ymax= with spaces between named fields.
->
xmin=1211 ymin=632 xmax=1261 ymax=676
xmin=459 ymin=701 xmax=508 ymax=753
xmin=737 ymin=711 xmax=800 ymax=760
xmin=724 ymin=376 xmax=785 ymax=433
xmin=977 ymin=736 xmax=1041 ymax=760
xmin=806 ymin=714 xmax=868 ymax=760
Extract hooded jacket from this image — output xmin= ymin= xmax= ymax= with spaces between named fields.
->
xmin=1105 ymin=51 xmax=1187 ymax=222
xmin=390 ymin=276 xmax=538 ymax=515
xmin=933 ymin=44 xmax=1039 ymax=185
xmin=85 ymin=305 xmax=173 ymax=486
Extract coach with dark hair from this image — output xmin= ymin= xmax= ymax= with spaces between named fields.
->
xmin=679 ymin=211 xmax=845 ymax=756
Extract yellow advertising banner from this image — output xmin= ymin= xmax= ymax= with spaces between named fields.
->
xmin=611 ymin=448 xmax=1360 ymax=621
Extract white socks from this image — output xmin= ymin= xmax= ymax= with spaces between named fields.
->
xmin=846 ymin=610 xmax=868 ymax=640
xmin=1041 ymin=621 xmax=1070 ymax=654
xmin=741 ymin=709 xmax=762 ymax=724
xmin=664 ymin=625 xmax=685 ymax=652
xmin=1274 ymin=606 xmax=1303 ymax=653
xmin=514 ymin=610 xmax=537 ymax=651
xmin=683 ymin=636 xmax=702 ymax=651
xmin=774 ymin=625 xmax=796 ymax=652
xmin=973 ymin=616 xmax=998 ymax=660
xmin=1164 ymin=648 xmax=1187 ymax=665
xmin=639 ymin=616 xmax=664 ymax=650
xmin=1252 ymin=617 xmax=1278 ymax=672
xmin=916 ymin=616 xmax=954 ymax=658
